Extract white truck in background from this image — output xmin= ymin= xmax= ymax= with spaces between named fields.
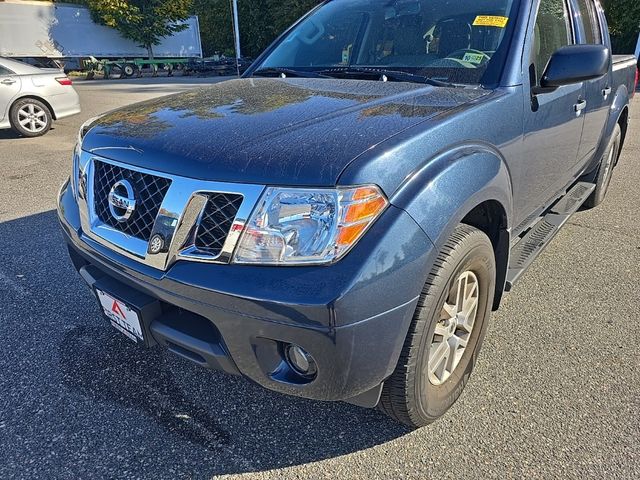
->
xmin=0 ymin=0 xmax=202 ymax=67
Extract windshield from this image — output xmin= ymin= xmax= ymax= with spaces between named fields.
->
xmin=255 ymin=0 xmax=519 ymax=85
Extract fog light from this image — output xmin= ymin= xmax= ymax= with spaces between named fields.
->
xmin=285 ymin=344 xmax=317 ymax=377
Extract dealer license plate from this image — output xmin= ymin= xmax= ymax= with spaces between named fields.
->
xmin=96 ymin=288 xmax=144 ymax=343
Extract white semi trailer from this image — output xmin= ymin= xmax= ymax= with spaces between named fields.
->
xmin=0 ymin=0 xmax=202 ymax=60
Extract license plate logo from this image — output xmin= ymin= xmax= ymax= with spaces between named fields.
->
xmin=96 ymin=289 xmax=144 ymax=343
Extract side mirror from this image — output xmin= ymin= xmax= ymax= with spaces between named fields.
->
xmin=540 ymin=44 xmax=609 ymax=89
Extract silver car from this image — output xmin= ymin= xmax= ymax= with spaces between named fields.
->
xmin=0 ymin=57 xmax=81 ymax=137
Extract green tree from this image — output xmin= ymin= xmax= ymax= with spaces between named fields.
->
xmin=86 ymin=0 xmax=194 ymax=58
xmin=193 ymin=0 xmax=320 ymax=58
xmin=602 ymin=0 xmax=640 ymax=54
xmin=192 ymin=0 xmax=234 ymax=56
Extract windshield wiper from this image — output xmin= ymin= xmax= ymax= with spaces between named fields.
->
xmin=317 ymin=67 xmax=461 ymax=87
xmin=252 ymin=67 xmax=331 ymax=79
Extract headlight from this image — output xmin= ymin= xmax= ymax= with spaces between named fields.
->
xmin=71 ymin=146 xmax=80 ymax=199
xmin=72 ymin=116 xmax=101 ymax=199
xmin=233 ymin=185 xmax=388 ymax=265
xmin=77 ymin=115 xmax=100 ymax=146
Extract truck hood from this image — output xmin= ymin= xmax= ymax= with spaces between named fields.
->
xmin=83 ymin=78 xmax=488 ymax=186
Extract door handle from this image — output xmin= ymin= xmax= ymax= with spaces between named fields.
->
xmin=602 ymin=87 xmax=612 ymax=99
xmin=574 ymin=100 xmax=587 ymax=116
xmin=1 ymin=78 xmax=16 ymax=85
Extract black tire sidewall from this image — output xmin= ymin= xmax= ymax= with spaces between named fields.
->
xmin=10 ymin=98 xmax=52 ymax=137
xmin=590 ymin=124 xmax=622 ymax=207
xmin=415 ymin=237 xmax=495 ymax=421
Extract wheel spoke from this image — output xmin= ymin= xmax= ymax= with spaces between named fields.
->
xmin=447 ymin=334 xmax=467 ymax=372
xmin=429 ymin=341 xmax=449 ymax=378
xmin=28 ymin=104 xmax=35 ymax=114
xmin=19 ymin=118 xmax=30 ymax=127
xmin=465 ymin=280 xmax=478 ymax=301
xmin=442 ymin=302 xmax=457 ymax=319
xmin=449 ymin=333 xmax=468 ymax=350
xmin=458 ymin=299 xmax=478 ymax=332
xmin=463 ymin=297 xmax=478 ymax=319
xmin=18 ymin=110 xmax=28 ymax=118
xmin=35 ymin=110 xmax=46 ymax=118
xmin=456 ymin=275 xmax=467 ymax=312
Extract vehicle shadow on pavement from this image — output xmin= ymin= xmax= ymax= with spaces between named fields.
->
xmin=0 ymin=128 xmax=59 ymax=140
xmin=0 ymin=130 xmax=22 ymax=140
xmin=1 ymin=210 xmax=410 ymax=477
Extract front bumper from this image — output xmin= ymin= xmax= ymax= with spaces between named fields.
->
xmin=57 ymin=179 xmax=435 ymax=404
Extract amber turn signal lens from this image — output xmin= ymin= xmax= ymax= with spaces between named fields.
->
xmin=337 ymin=223 xmax=368 ymax=246
xmin=337 ymin=186 xmax=388 ymax=247
xmin=344 ymin=196 xmax=387 ymax=223
xmin=351 ymin=186 xmax=380 ymax=201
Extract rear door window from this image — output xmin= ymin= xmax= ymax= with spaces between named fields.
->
xmin=574 ymin=0 xmax=602 ymax=44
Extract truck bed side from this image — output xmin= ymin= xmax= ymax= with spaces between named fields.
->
xmin=612 ymin=54 xmax=638 ymax=97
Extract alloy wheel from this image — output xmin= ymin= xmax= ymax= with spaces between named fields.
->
xmin=17 ymin=103 xmax=48 ymax=134
xmin=428 ymin=270 xmax=480 ymax=385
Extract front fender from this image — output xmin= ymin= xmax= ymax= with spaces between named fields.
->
xmin=390 ymin=143 xmax=513 ymax=248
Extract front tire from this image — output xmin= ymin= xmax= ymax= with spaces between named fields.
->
xmin=379 ymin=224 xmax=496 ymax=428
xmin=9 ymin=98 xmax=52 ymax=137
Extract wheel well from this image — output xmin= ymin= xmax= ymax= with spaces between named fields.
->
xmin=618 ymin=106 xmax=629 ymax=155
xmin=11 ymin=95 xmax=57 ymax=120
xmin=461 ymin=200 xmax=509 ymax=311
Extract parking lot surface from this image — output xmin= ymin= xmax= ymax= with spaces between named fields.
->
xmin=0 ymin=77 xmax=638 ymax=479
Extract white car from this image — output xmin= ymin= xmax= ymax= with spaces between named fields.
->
xmin=0 ymin=57 xmax=80 ymax=137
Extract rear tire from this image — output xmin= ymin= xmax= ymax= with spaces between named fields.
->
xmin=9 ymin=98 xmax=52 ymax=137
xmin=379 ymin=224 xmax=496 ymax=428
xmin=583 ymin=124 xmax=621 ymax=209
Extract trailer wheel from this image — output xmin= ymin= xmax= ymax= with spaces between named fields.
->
xmin=123 ymin=64 xmax=135 ymax=77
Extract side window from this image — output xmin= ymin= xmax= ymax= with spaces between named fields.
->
xmin=574 ymin=0 xmax=602 ymax=44
xmin=0 ymin=66 xmax=14 ymax=76
xmin=531 ymin=0 xmax=573 ymax=85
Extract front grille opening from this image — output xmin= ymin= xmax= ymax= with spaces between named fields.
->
xmin=166 ymin=342 xmax=208 ymax=366
xmin=93 ymin=161 xmax=172 ymax=241
xmin=194 ymin=193 xmax=243 ymax=256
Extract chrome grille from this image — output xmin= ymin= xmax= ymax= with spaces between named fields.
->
xmin=93 ymin=160 xmax=171 ymax=241
xmin=194 ymin=193 xmax=244 ymax=256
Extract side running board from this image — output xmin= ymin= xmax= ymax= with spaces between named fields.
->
xmin=505 ymin=182 xmax=595 ymax=291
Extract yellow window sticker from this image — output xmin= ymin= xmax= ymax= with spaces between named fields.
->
xmin=473 ymin=15 xmax=509 ymax=28
xmin=462 ymin=52 xmax=485 ymax=64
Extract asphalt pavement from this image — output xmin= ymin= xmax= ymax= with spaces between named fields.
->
xmin=0 ymin=77 xmax=638 ymax=479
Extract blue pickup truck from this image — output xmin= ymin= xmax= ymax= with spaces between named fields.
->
xmin=58 ymin=0 xmax=637 ymax=428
